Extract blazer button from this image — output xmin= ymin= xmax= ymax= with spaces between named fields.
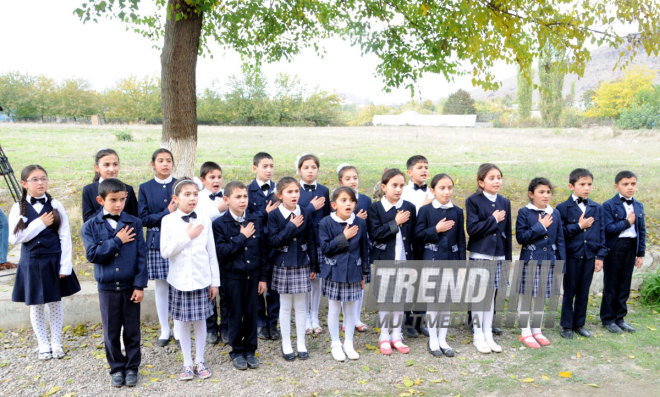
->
xmin=116 ymin=287 xmax=120 ymax=291
xmin=544 ymin=236 xmax=548 ymax=239
xmin=584 ymin=240 xmax=587 ymax=244
xmin=115 ymin=268 xmax=119 ymax=272
xmin=164 ymin=199 xmax=168 ymax=202
xmin=583 ymin=229 xmax=587 ymax=232
xmin=115 ymin=253 xmax=119 ymax=257
xmin=492 ymin=203 xmax=495 ymax=207
xmin=493 ymin=233 xmax=496 ymax=237
xmin=245 ymin=247 xmax=248 ymax=251
xmin=543 ymin=247 xmax=547 ymax=251
xmin=247 ymin=260 xmax=250 ymax=264
xmin=580 ymin=256 xmax=584 ymax=259
xmin=116 ymin=281 xmax=120 ymax=285
xmin=163 ymin=185 xmax=166 ymax=188
xmin=293 ymin=237 xmax=297 ymax=241
xmin=402 ymin=237 xmax=406 ymax=240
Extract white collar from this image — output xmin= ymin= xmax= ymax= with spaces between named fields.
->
xmin=432 ymin=199 xmax=454 ymax=209
xmin=381 ymin=196 xmax=403 ymax=211
xmin=571 ymin=194 xmax=589 ymax=204
xmin=154 ymin=175 xmax=173 ymax=184
xmin=202 ymin=187 xmax=223 ymax=195
xmin=26 ymin=193 xmax=47 ymax=202
xmin=256 ymin=178 xmax=271 ymax=188
xmin=229 ymin=209 xmax=245 ymax=222
xmin=175 ymin=208 xmax=195 ymax=218
xmin=98 ymin=177 xmax=105 ymax=184
xmin=525 ymin=202 xmax=554 ymax=215
xmin=278 ymin=203 xmax=301 ymax=218
xmin=354 ymin=191 xmax=360 ymax=200
xmin=331 ymin=212 xmax=355 ymax=224
xmin=483 ymin=191 xmax=498 ymax=202
xmin=618 ymin=193 xmax=633 ymax=202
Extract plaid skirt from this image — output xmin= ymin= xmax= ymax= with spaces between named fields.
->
xmin=519 ymin=262 xmax=555 ymax=298
xmin=169 ymin=285 xmax=213 ymax=322
xmin=321 ymin=278 xmax=362 ymax=302
xmin=147 ymin=248 xmax=169 ymax=280
xmin=271 ymin=265 xmax=311 ymax=295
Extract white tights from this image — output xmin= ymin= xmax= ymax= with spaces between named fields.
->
xmin=174 ymin=319 xmax=206 ymax=367
xmin=427 ymin=311 xmax=451 ymax=351
xmin=519 ymin=299 xmax=545 ymax=337
xmin=306 ymin=278 xmax=322 ymax=329
xmin=29 ymin=301 xmax=63 ymax=353
xmin=342 ymin=290 xmax=366 ymax=328
xmin=328 ymin=300 xmax=357 ymax=350
xmin=473 ymin=295 xmax=496 ymax=343
xmin=155 ymin=279 xmax=173 ymax=340
xmin=378 ymin=311 xmax=403 ymax=342
xmin=280 ymin=293 xmax=307 ymax=354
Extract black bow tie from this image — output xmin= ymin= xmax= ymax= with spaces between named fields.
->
xmin=103 ymin=213 xmax=120 ymax=222
xmin=209 ymin=192 xmax=223 ymax=200
xmin=261 ymin=183 xmax=271 ymax=192
xmin=576 ymin=197 xmax=588 ymax=205
xmin=30 ymin=197 xmax=46 ymax=205
xmin=182 ymin=212 xmax=197 ymax=223
xmin=621 ymin=197 xmax=633 ymax=205
xmin=413 ymin=184 xmax=427 ymax=191
xmin=303 ymin=184 xmax=316 ymax=191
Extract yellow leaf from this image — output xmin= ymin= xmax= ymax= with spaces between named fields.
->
xmin=359 ymin=380 xmax=367 ymax=385
xmin=559 ymin=371 xmax=572 ymax=378
xmin=313 ymin=369 xmax=319 ymax=375
xmin=628 ymin=355 xmax=635 ymax=359
xmin=647 ymin=326 xmax=656 ymax=331
xmin=143 ymin=341 xmax=153 ymax=347
xmin=145 ymin=364 xmax=154 ymax=368
xmin=209 ymin=379 xmax=219 ymax=383
xmin=414 ymin=378 xmax=422 ymax=385
xmin=255 ymin=352 xmax=261 ymax=357
xmin=42 ymin=386 xmax=60 ymax=397
xmin=510 ymin=375 xmax=516 ymax=379
xmin=541 ymin=375 xmax=551 ymax=381
xmin=168 ymin=375 xmax=176 ymax=379
xmin=62 ymin=325 xmax=71 ymax=333
xmin=522 ymin=377 xmax=535 ymax=383
xmin=149 ymin=377 xmax=160 ymax=382
xmin=576 ymin=351 xmax=582 ymax=358
xmin=365 ymin=343 xmax=378 ymax=350
xmin=460 ymin=371 xmax=467 ymax=376
xmin=403 ymin=378 xmax=414 ymax=387
xmin=91 ymin=334 xmax=101 ymax=338
xmin=427 ymin=367 xmax=438 ymax=373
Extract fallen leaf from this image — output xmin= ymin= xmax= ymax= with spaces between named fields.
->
xmin=541 ymin=375 xmax=550 ymax=381
xmin=628 ymin=355 xmax=635 ymax=359
xmin=585 ymin=383 xmax=599 ymax=388
xmin=365 ymin=343 xmax=378 ymax=350
xmin=359 ymin=379 xmax=367 ymax=385
xmin=576 ymin=352 xmax=582 ymax=359
xmin=427 ymin=367 xmax=438 ymax=373
xmin=559 ymin=371 xmax=572 ymax=378
xmin=361 ymin=365 xmax=370 ymax=372
xmin=430 ymin=379 xmax=444 ymax=383
xmin=510 ymin=375 xmax=517 ymax=380
xmin=647 ymin=326 xmax=656 ymax=331
xmin=522 ymin=377 xmax=534 ymax=383
xmin=145 ymin=364 xmax=154 ymax=368
xmin=460 ymin=371 xmax=467 ymax=376
xmin=62 ymin=325 xmax=71 ymax=333
xmin=41 ymin=386 xmax=60 ymax=397
xmin=313 ymin=369 xmax=319 ymax=375
xmin=143 ymin=342 xmax=153 ymax=347
xmin=404 ymin=359 xmax=415 ymax=367
xmin=414 ymin=378 xmax=422 ymax=385
xmin=403 ymin=377 xmax=414 ymax=387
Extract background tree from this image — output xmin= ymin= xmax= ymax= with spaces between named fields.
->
xmin=443 ymin=89 xmax=477 ymax=115
xmin=538 ymin=43 xmax=566 ymax=127
xmin=585 ymin=67 xmax=656 ymax=119
xmin=55 ymin=79 xmax=100 ymax=121
xmin=516 ymin=65 xmax=533 ymax=120
xmin=103 ymin=76 xmax=161 ymax=123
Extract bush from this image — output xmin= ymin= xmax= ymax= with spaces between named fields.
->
xmin=616 ymin=103 xmax=660 ymax=129
xmin=639 ymin=270 xmax=660 ymax=309
xmin=114 ymin=130 xmax=133 ymax=142
xmin=561 ymin=108 xmax=587 ymax=128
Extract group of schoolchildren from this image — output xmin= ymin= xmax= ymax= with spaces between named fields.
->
xmin=8 ymin=148 xmax=646 ymax=387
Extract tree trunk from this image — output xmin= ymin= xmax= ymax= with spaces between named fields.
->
xmin=161 ymin=1 xmax=203 ymax=178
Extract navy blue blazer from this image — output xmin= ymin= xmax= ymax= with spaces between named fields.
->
xmin=299 ymin=183 xmax=331 ymax=228
xmin=602 ymin=194 xmax=646 ymax=257
xmin=81 ymin=211 xmax=148 ymax=291
xmin=82 ymin=181 xmax=138 ymax=222
xmin=137 ymin=178 xmax=176 ymax=250
xmin=356 ymin=193 xmax=372 ymax=214
xmin=318 ymin=216 xmax=370 ymax=283
xmin=516 ymin=207 xmax=566 ymax=265
xmin=212 ymin=211 xmax=267 ymax=282
xmin=556 ymin=196 xmax=607 ymax=260
xmin=415 ymin=204 xmax=466 ymax=260
xmin=267 ymin=205 xmax=319 ymax=272
xmin=247 ymin=179 xmax=277 ymax=228
xmin=367 ymin=200 xmax=416 ymax=262
xmin=465 ymin=193 xmax=512 ymax=260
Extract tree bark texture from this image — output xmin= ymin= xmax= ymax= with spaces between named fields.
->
xmin=161 ymin=1 xmax=203 ymax=177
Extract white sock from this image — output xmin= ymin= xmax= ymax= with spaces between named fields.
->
xmin=342 ymin=301 xmax=357 ymax=349
xmin=155 ymin=280 xmax=171 ymax=340
xmin=29 ymin=304 xmax=50 ymax=353
xmin=427 ymin=311 xmax=440 ymax=351
xmin=193 ymin=319 xmax=206 ymax=364
xmin=518 ymin=299 xmax=532 ymax=337
xmin=472 ymin=312 xmax=485 ymax=342
xmin=279 ymin=294 xmax=294 ymax=354
xmin=175 ymin=320 xmax=192 ymax=367
xmin=328 ymin=300 xmax=341 ymax=343
xmin=47 ymin=301 xmax=63 ymax=350
xmin=355 ymin=291 xmax=365 ymax=326
xmin=305 ymin=292 xmax=312 ymax=329
xmin=310 ymin=278 xmax=321 ymax=328
xmin=438 ymin=327 xmax=451 ymax=350
xmin=391 ymin=311 xmax=404 ymax=341
xmin=293 ymin=293 xmax=307 ymax=352
xmin=378 ymin=311 xmax=391 ymax=342
xmin=482 ymin=295 xmax=495 ymax=341
xmin=532 ymin=311 xmax=544 ymax=335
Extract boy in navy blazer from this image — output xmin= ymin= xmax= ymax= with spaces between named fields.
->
xmin=213 ymin=181 xmax=268 ymax=370
xmin=600 ymin=171 xmax=646 ymax=333
xmin=81 ymin=179 xmax=147 ymax=388
xmin=556 ymin=169 xmax=607 ymax=339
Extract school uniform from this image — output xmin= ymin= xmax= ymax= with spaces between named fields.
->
xmin=299 ymin=181 xmax=331 ymax=226
xmin=355 ymin=192 xmax=373 ymax=283
xmin=160 ymin=210 xmax=220 ymax=322
xmin=367 ymin=197 xmax=416 ymax=261
xmin=415 ymin=200 xmax=466 ymax=261
xmin=10 ymin=195 xmax=79 ymax=305
xmin=401 ymin=181 xmax=434 ymax=216
xmin=268 ymin=204 xmax=319 ymax=294
xmin=557 ymin=195 xmax=607 ymax=329
xmin=318 ymin=213 xmax=370 ymax=301
xmin=137 ymin=176 xmax=176 ymax=280
xmin=247 ymin=179 xmax=277 ymax=225
xmin=82 ymin=180 xmax=138 ymax=222
xmin=81 ymin=210 xmax=147 ymax=375
xmin=212 ymin=210 xmax=267 ymax=359
xmin=516 ymin=204 xmax=566 ymax=298
xmin=196 ymin=188 xmax=226 ymax=221
xmin=600 ymin=194 xmax=646 ymax=326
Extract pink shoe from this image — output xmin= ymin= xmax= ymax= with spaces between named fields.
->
xmin=379 ymin=340 xmax=392 ymax=355
xmin=356 ymin=324 xmax=369 ymax=332
xmin=532 ymin=333 xmax=551 ymax=346
xmin=519 ymin=335 xmax=541 ymax=349
xmin=392 ymin=340 xmax=410 ymax=354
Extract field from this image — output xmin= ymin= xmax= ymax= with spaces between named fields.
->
xmin=0 ymin=123 xmax=658 ymax=396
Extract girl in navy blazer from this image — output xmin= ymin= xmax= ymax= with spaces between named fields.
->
xmin=515 ymin=177 xmax=565 ymax=349
xmin=268 ymin=177 xmax=319 ymax=361
xmin=337 ymin=163 xmax=372 ymax=332
xmin=297 ymin=154 xmax=330 ymax=335
xmin=415 ymin=173 xmax=465 ymax=358
xmin=137 ymin=148 xmax=177 ymax=346
xmin=465 ymin=163 xmax=512 ymax=354
xmin=319 ymin=187 xmax=370 ymax=361
xmin=81 ymin=148 xmax=138 ymax=222
xmin=367 ymin=168 xmax=416 ymax=355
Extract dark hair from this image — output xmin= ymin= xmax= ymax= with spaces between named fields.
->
xmin=475 ymin=163 xmax=502 ymax=193
xmin=331 ymin=186 xmax=357 ymax=203
xmin=98 ymin=178 xmax=127 ymax=199
xmin=93 ymin=148 xmax=119 ymax=182
xmin=430 ymin=173 xmax=454 ymax=189
xmin=527 ymin=177 xmax=553 ymax=195
xmin=224 ymin=181 xmax=246 ymax=198
xmin=253 ymin=152 xmax=273 ymax=166
xmin=297 ymin=154 xmax=320 ymax=169
xmin=152 ymin=148 xmax=174 ymax=164
xmin=172 ymin=177 xmax=198 ymax=196
xmin=381 ymin=168 xmax=406 ymax=185
xmin=615 ymin=170 xmax=637 ymax=184
xmin=275 ymin=176 xmax=300 ymax=195
xmin=14 ymin=165 xmax=61 ymax=234
xmin=337 ymin=164 xmax=358 ymax=182
xmin=406 ymin=155 xmax=428 ymax=170
xmin=568 ymin=168 xmax=593 ymax=185
xmin=200 ymin=161 xmax=222 ymax=179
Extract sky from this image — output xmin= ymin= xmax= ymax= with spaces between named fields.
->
xmin=0 ymin=0 xmax=517 ymax=105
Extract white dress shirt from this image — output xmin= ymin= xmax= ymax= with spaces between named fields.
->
xmin=619 ymin=194 xmax=637 ymax=238
xmin=8 ymin=194 xmax=73 ymax=275
xmin=160 ymin=209 xmax=220 ymax=291
xmin=401 ymin=181 xmax=433 ymax=214
xmin=330 ymin=212 xmax=356 ymax=225
xmin=380 ymin=197 xmax=405 ymax=260
xmin=572 ymin=194 xmax=586 ymax=213
xmin=102 ymin=209 xmax=118 ymax=229
xmin=256 ymin=178 xmax=273 ymax=196
xmin=196 ymin=188 xmax=226 ymax=221
xmin=154 ymin=175 xmax=173 ymax=184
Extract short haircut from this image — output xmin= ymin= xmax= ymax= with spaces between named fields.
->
xmin=173 ymin=177 xmax=199 ymax=196
xmin=527 ymin=177 xmax=553 ymax=194
xmin=615 ymin=170 xmax=637 ymax=184
xmin=224 ymin=181 xmax=246 ymax=197
xmin=331 ymin=186 xmax=357 ymax=203
xmin=430 ymin=173 xmax=454 ymax=189
xmin=406 ymin=155 xmax=428 ymax=170
xmin=98 ymin=178 xmax=127 ymax=199
xmin=569 ymin=168 xmax=593 ymax=185
xmin=253 ymin=152 xmax=273 ymax=166
xmin=297 ymin=154 xmax=320 ymax=169
xmin=276 ymin=176 xmax=300 ymax=194
xmin=200 ymin=161 xmax=222 ymax=178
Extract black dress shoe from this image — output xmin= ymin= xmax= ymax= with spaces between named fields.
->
xmin=220 ymin=329 xmax=230 ymax=344
xmin=206 ymin=331 xmax=219 ymax=345
xmin=125 ymin=369 xmax=138 ymax=387
xmin=232 ymin=355 xmax=248 ymax=370
xmin=604 ymin=323 xmax=623 ymax=334
xmin=404 ymin=326 xmax=419 ymax=338
xmin=111 ymin=372 xmax=125 ymax=387
xmin=574 ymin=327 xmax=591 ymax=337
xmin=440 ymin=347 xmax=456 ymax=358
xmin=257 ymin=326 xmax=270 ymax=340
xmin=245 ymin=354 xmax=260 ymax=369
xmin=427 ymin=341 xmax=442 ymax=357
xmin=419 ymin=326 xmax=430 ymax=337
xmin=156 ymin=337 xmax=170 ymax=347
xmin=269 ymin=324 xmax=281 ymax=340
xmin=491 ymin=327 xmax=503 ymax=336
xmin=560 ymin=328 xmax=574 ymax=339
xmin=297 ymin=351 xmax=309 ymax=360
xmin=616 ymin=321 xmax=636 ymax=333
xmin=281 ymin=346 xmax=295 ymax=361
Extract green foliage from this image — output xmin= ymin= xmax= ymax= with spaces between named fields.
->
xmin=561 ymin=108 xmax=587 ymax=128
xmin=114 ymin=129 xmax=134 ymax=142
xmin=516 ymin=66 xmax=533 ymax=120
xmin=103 ymin=76 xmax=161 ymax=123
xmin=347 ymin=104 xmax=394 ymax=126
xmin=616 ymin=103 xmax=660 ymax=129
xmin=443 ymin=89 xmax=476 ymax=115
xmin=538 ymin=43 xmax=566 ymax=127
xmin=586 ymin=67 xmax=656 ymax=119
xmin=639 ymin=270 xmax=660 ymax=309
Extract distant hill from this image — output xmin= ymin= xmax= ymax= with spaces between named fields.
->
xmin=471 ymin=46 xmax=660 ymax=103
